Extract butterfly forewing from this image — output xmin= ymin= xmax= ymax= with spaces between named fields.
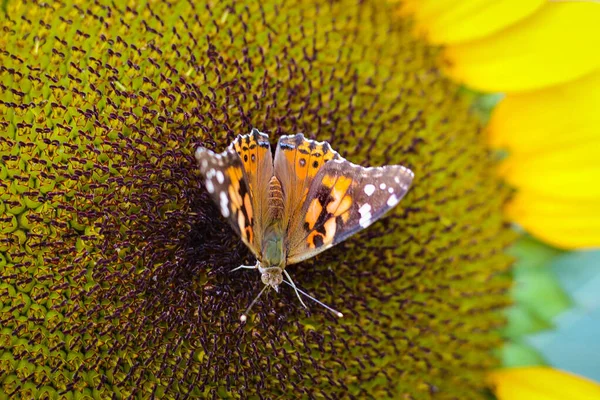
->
xmin=195 ymin=142 xmax=260 ymax=257
xmin=230 ymin=129 xmax=274 ymax=249
xmin=286 ymin=158 xmax=414 ymax=264
xmin=273 ymin=134 xmax=341 ymax=234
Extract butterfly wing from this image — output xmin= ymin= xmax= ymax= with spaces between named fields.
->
xmin=230 ymin=129 xmax=274 ymax=244
xmin=195 ymin=129 xmax=273 ymax=257
xmin=286 ymin=154 xmax=414 ymax=265
xmin=273 ymin=134 xmax=341 ymax=236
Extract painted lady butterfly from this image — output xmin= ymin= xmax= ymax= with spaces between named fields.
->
xmin=195 ymin=129 xmax=414 ymax=321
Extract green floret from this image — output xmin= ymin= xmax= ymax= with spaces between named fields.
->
xmin=0 ymin=0 xmax=514 ymax=398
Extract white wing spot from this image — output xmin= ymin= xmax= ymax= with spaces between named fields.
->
xmin=394 ymin=177 xmax=400 ymax=184
xmin=388 ymin=187 xmax=394 ymax=194
xmin=219 ymin=191 xmax=230 ymax=217
xmin=216 ymin=170 xmax=225 ymax=184
xmin=387 ymin=194 xmax=399 ymax=207
xmin=379 ymin=183 xmax=386 ymax=190
xmin=358 ymin=203 xmax=372 ymax=228
xmin=194 ymin=147 xmax=204 ymax=162
xmin=364 ymin=184 xmax=375 ymax=196
xmin=206 ymin=179 xmax=215 ymax=193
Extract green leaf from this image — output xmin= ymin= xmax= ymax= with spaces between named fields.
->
xmin=507 ymin=236 xmax=571 ymax=330
xmin=508 ymin=235 xmax=563 ymax=270
xmin=504 ymin=304 xmax=551 ymax=339
xmin=501 ymin=340 xmax=547 ymax=367
xmin=513 ymin=265 xmax=572 ymax=323
xmin=503 ymin=236 xmax=570 ymax=369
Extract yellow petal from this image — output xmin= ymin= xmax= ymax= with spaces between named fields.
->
xmin=505 ymin=191 xmax=600 ymax=249
xmin=489 ymin=367 xmax=600 ymax=400
xmin=488 ymin=69 xmax=600 ymax=154
xmin=401 ymin=0 xmax=545 ymax=45
xmin=444 ymin=3 xmax=600 ymax=93
xmin=498 ymin=139 xmax=600 ymax=201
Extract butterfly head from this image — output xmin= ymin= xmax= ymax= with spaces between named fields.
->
xmin=258 ymin=264 xmax=283 ymax=292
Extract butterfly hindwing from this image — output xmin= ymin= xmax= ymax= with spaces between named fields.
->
xmin=286 ymin=157 xmax=414 ymax=264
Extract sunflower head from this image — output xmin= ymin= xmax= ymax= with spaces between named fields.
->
xmin=1 ymin=0 xmax=514 ymax=398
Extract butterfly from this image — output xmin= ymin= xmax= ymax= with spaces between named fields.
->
xmin=195 ymin=128 xmax=414 ymax=321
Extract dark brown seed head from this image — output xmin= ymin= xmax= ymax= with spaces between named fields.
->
xmin=0 ymin=0 xmax=514 ymax=398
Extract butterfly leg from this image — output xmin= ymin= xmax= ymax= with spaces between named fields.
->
xmin=231 ymin=260 xmax=260 ymax=273
xmin=282 ymin=269 xmax=308 ymax=309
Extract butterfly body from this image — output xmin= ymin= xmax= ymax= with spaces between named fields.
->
xmin=262 ymin=231 xmax=285 ymax=268
xmin=267 ymin=175 xmax=285 ymax=220
xmin=257 ymin=227 xmax=286 ymax=290
xmin=195 ymin=129 xmax=414 ymax=315
xmin=257 ymin=176 xmax=287 ymax=290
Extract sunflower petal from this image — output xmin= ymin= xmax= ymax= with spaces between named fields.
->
xmin=488 ymin=367 xmax=600 ymax=400
xmin=488 ymin=70 xmax=600 ymax=153
xmin=401 ymin=0 xmax=545 ymax=45
xmin=505 ymin=191 xmax=600 ymax=249
xmin=499 ymin=141 xmax=600 ymax=201
xmin=444 ymin=3 xmax=600 ymax=92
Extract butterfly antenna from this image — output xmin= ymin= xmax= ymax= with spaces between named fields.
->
xmin=282 ymin=278 xmax=344 ymax=318
xmin=283 ymin=269 xmax=308 ymax=309
xmin=240 ymin=284 xmax=270 ymax=323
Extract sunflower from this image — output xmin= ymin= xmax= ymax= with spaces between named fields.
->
xmin=399 ymin=0 xmax=600 ymax=398
xmin=0 ymin=0 xmax=595 ymax=399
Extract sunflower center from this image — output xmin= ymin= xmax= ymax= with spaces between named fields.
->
xmin=0 ymin=0 xmax=513 ymax=398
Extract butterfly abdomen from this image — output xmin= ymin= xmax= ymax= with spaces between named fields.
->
xmin=268 ymin=176 xmax=285 ymax=220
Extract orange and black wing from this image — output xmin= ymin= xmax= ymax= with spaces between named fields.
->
xmin=195 ymin=129 xmax=274 ymax=257
xmin=272 ymin=133 xmax=341 ymax=242
xmin=283 ymin=145 xmax=414 ymax=265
